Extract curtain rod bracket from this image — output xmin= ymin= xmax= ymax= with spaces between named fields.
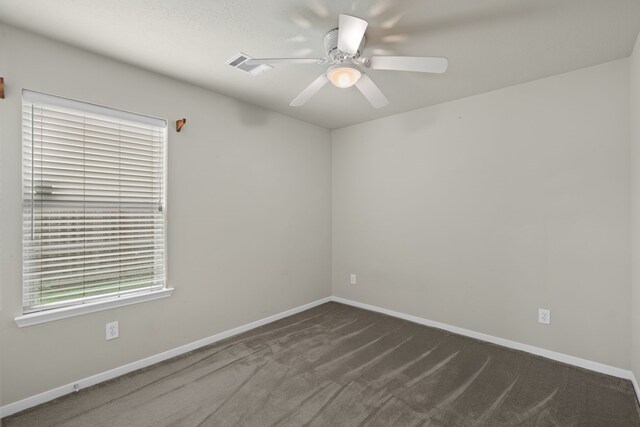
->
xmin=176 ymin=118 xmax=186 ymax=132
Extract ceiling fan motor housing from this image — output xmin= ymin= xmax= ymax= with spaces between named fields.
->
xmin=324 ymin=28 xmax=365 ymax=62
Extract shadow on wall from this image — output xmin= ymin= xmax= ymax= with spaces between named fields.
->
xmin=396 ymin=102 xmax=443 ymax=133
xmin=236 ymin=101 xmax=270 ymax=127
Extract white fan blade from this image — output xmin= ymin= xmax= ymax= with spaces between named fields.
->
xmin=338 ymin=14 xmax=368 ymax=55
xmin=245 ymin=58 xmax=326 ymax=65
xmin=290 ymin=74 xmax=329 ymax=107
xmin=355 ymin=74 xmax=389 ymax=108
xmin=369 ymin=56 xmax=448 ymax=73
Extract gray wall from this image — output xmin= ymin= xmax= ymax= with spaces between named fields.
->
xmin=0 ymin=22 xmax=636 ymax=409
xmin=332 ymin=59 xmax=631 ymax=369
xmin=632 ymin=33 xmax=640 ymax=382
xmin=0 ymin=25 xmax=332 ymax=406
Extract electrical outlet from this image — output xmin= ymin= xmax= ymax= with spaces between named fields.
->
xmin=538 ymin=309 xmax=550 ymax=325
xmin=350 ymin=274 xmax=357 ymax=285
xmin=106 ymin=321 xmax=119 ymax=340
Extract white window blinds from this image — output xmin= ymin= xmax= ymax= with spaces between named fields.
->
xmin=22 ymin=90 xmax=167 ymax=314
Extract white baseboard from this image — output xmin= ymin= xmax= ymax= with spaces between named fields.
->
xmin=2 ymin=295 xmax=638 ymax=418
xmin=0 ymin=296 xmax=331 ymax=419
xmin=331 ymin=297 xmax=636 ymax=382
xmin=632 ymin=373 xmax=640 ymax=403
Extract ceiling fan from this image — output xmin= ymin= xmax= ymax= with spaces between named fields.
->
xmin=244 ymin=14 xmax=448 ymax=108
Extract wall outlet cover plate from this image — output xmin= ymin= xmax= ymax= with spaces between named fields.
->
xmin=538 ymin=309 xmax=550 ymax=325
xmin=106 ymin=321 xmax=119 ymax=340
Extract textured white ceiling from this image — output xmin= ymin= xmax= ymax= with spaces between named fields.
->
xmin=1 ymin=0 xmax=639 ymax=129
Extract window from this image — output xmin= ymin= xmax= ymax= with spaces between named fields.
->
xmin=19 ymin=90 xmax=169 ymax=324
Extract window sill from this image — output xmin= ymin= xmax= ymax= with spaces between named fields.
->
xmin=14 ymin=288 xmax=174 ymax=328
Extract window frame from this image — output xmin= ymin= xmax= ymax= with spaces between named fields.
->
xmin=16 ymin=90 xmax=172 ymax=327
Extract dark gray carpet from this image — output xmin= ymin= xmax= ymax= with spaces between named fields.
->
xmin=3 ymin=302 xmax=639 ymax=426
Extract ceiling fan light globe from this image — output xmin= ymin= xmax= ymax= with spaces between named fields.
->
xmin=327 ymin=66 xmax=361 ymax=88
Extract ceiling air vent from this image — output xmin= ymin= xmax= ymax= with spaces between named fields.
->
xmin=226 ymin=52 xmax=272 ymax=76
